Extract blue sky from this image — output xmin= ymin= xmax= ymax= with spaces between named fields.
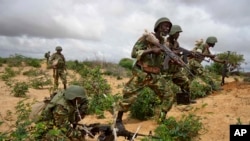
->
xmin=0 ymin=0 xmax=250 ymax=71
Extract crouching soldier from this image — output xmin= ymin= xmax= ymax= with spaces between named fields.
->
xmin=33 ymin=85 xmax=88 ymax=141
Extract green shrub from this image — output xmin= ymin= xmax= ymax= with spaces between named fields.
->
xmin=103 ymin=63 xmax=130 ymax=77
xmin=6 ymin=54 xmax=25 ymax=67
xmin=88 ymin=94 xmax=121 ymax=118
xmin=243 ymin=77 xmax=250 ymax=82
xmin=1 ymin=67 xmax=17 ymax=81
xmin=154 ymin=114 xmax=203 ymax=141
xmin=25 ymin=58 xmax=41 ymax=68
xmin=69 ymin=65 xmax=119 ymax=117
xmin=130 ymin=87 xmax=161 ymax=120
xmin=77 ymin=66 xmax=111 ymax=96
xmin=0 ymin=100 xmax=33 ymax=140
xmin=118 ymin=58 xmax=134 ymax=70
xmin=23 ymin=68 xmax=45 ymax=77
xmin=190 ymin=79 xmax=211 ymax=98
xmin=30 ymin=77 xmax=52 ymax=89
xmin=11 ymin=82 xmax=29 ymax=97
xmin=0 ymin=57 xmax=7 ymax=66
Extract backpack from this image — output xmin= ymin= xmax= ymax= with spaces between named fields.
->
xmin=29 ymin=100 xmax=49 ymax=122
xmin=29 ymin=92 xmax=63 ymax=122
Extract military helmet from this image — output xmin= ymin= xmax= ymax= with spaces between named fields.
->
xmin=64 ymin=85 xmax=87 ymax=100
xmin=55 ymin=46 xmax=62 ymax=51
xmin=206 ymin=36 xmax=218 ymax=44
xmin=154 ymin=17 xmax=172 ymax=32
xmin=169 ymin=25 xmax=182 ymax=35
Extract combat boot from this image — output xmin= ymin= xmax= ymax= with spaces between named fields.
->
xmin=115 ymin=111 xmax=127 ymax=135
xmin=176 ymin=92 xmax=196 ymax=105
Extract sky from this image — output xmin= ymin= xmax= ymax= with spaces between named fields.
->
xmin=0 ymin=0 xmax=250 ymax=71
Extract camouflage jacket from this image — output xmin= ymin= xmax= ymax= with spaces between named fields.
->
xmin=131 ymin=33 xmax=165 ymax=73
xmin=49 ymin=52 xmax=66 ymax=69
xmin=192 ymin=43 xmax=211 ymax=63
xmin=165 ymin=37 xmax=182 ymax=73
xmin=39 ymin=91 xmax=88 ymax=139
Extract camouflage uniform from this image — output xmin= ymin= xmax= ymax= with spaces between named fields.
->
xmin=45 ymin=51 xmax=50 ymax=65
xmin=189 ymin=43 xmax=211 ymax=76
xmin=36 ymin=85 xmax=88 ymax=141
xmin=50 ymin=46 xmax=67 ymax=90
xmin=120 ymin=35 xmax=174 ymax=113
xmin=116 ymin=17 xmax=173 ymax=126
xmin=188 ymin=37 xmax=217 ymax=89
xmin=165 ymin=35 xmax=190 ymax=93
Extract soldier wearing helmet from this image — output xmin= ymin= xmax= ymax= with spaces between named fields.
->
xmin=49 ymin=46 xmax=67 ymax=90
xmin=116 ymin=17 xmax=173 ymax=132
xmin=189 ymin=36 xmax=225 ymax=90
xmin=164 ymin=25 xmax=196 ymax=108
xmin=44 ymin=51 xmax=51 ymax=66
xmin=36 ymin=85 xmax=88 ymax=140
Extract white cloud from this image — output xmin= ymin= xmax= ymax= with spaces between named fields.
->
xmin=0 ymin=0 xmax=250 ymax=71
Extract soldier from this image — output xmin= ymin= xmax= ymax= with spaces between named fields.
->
xmin=115 ymin=17 xmax=173 ymax=131
xmin=35 ymin=85 xmax=88 ymax=141
xmin=188 ymin=36 xmax=225 ymax=90
xmin=49 ymin=46 xmax=67 ymax=90
xmin=165 ymin=25 xmax=196 ymax=104
xmin=44 ymin=51 xmax=50 ymax=65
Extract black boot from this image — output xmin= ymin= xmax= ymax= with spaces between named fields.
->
xmin=116 ymin=111 xmax=127 ymax=134
xmin=63 ymin=84 xmax=67 ymax=89
xmin=176 ymin=92 xmax=196 ymax=105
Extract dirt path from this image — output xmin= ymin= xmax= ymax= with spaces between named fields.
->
xmin=0 ymin=62 xmax=250 ymax=141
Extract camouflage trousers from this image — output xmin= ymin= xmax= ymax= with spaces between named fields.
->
xmin=188 ymin=58 xmax=214 ymax=86
xmin=118 ymin=66 xmax=174 ymax=113
xmin=166 ymin=68 xmax=190 ymax=93
xmin=53 ymin=68 xmax=67 ymax=90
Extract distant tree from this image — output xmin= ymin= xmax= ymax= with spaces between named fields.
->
xmin=206 ymin=51 xmax=245 ymax=74
xmin=118 ymin=58 xmax=134 ymax=70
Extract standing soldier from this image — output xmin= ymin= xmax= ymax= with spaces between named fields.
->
xmin=188 ymin=36 xmax=225 ymax=90
xmin=49 ymin=46 xmax=67 ymax=90
xmin=165 ymin=25 xmax=196 ymax=104
xmin=44 ymin=51 xmax=50 ymax=65
xmin=115 ymin=17 xmax=173 ymax=132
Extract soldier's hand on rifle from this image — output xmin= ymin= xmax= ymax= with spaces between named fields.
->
xmin=173 ymin=50 xmax=182 ymax=55
xmin=150 ymin=47 xmax=162 ymax=54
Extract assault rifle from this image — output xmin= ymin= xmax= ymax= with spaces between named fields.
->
xmin=221 ymin=51 xmax=230 ymax=86
xmin=77 ymin=123 xmax=161 ymax=141
xmin=176 ymin=47 xmax=212 ymax=63
xmin=144 ymin=30 xmax=194 ymax=77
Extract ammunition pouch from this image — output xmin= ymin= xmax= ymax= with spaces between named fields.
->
xmin=176 ymin=92 xmax=190 ymax=105
xmin=136 ymin=61 xmax=160 ymax=74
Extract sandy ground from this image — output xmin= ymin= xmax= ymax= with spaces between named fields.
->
xmin=0 ymin=61 xmax=250 ymax=141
